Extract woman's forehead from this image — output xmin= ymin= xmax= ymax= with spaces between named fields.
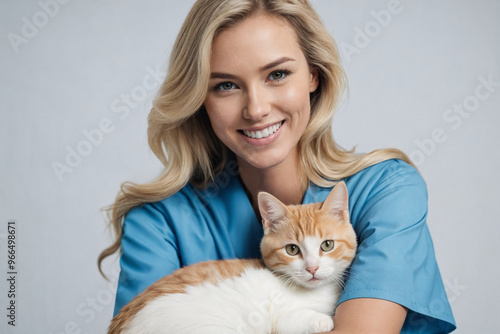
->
xmin=210 ymin=14 xmax=304 ymax=72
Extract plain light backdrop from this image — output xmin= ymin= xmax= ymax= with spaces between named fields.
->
xmin=1 ymin=0 xmax=499 ymax=333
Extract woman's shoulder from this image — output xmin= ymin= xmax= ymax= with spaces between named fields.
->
xmin=342 ymin=159 xmax=426 ymax=208
xmin=125 ymin=183 xmax=198 ymax=219
xmin=346 ymin=158 xmax=427 ymax=211
xmin=308 ymin=159 xmax=424 ymax=201
xmin=342 ymin=158 xmax=429 ymax=247
xmin=125 ymin=160 xmax=247 ymax=226
xmin=348 ymin=158 xmax=424 ymax=190
xmin=301 ymin=158 xmax=429 ymax=239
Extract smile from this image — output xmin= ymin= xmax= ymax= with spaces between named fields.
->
xmin=242 ymin=121 xmax=283 ymax=139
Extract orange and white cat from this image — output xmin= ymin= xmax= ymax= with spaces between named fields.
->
xmin=108 ymin=181 xmax=357 ymax=334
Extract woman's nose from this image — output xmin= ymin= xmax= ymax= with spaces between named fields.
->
xmin=242 ymin=85 xmax=271 ymax=121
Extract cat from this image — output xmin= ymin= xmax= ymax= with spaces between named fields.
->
xmin=108 ymin=181 xmax=357 ymax=334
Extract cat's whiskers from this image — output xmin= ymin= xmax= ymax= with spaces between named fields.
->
xmin=331 ymin=273 xmax=347 ymax=289
xmin=273 ymin=270 xmax=298 ymax=290
xmin=316 ymin=266 xmax=346 ymax=287
xmin=336 ymin=269 xmax=365 ymax=289
xmin=281 ymin=275 xmax=298 ymax=290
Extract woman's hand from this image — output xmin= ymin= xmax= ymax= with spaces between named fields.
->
xmin=316 ymin=298 xmax=408 ymax=334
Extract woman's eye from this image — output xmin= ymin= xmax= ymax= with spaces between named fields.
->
xmin=320 ymin=240 xmax=335 ymax=252
xmin=215 ymin=82 xmax=236 ymax=91
xmin=285 ymin=244 xmax=300 ymax=256
xmin=268 ymin=70 xmax=289 ymax=81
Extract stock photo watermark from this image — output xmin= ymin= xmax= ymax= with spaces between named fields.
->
xmin=236 ymin=288 xmax=286 ymax=334
xmin=407 ymin=276 xmax=466 ymax=332
xmin=47 ymin=267 xmax=120 ymax=334
xmin=6 ymin=0 xmax=72 ymax=54
xmin=202 ymin=160 xmax=240 ymax=199
xmin=409 ymin=74 xmax=499 ymax=166
xmin=339 ymin=0 xmax=406 ymax=64
xmin=51 ymin=64 xmax=166 ymax=183
xmin=0 ymin=221 xmax=19 ymax=328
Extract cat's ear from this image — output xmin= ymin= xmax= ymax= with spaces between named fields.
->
xmin=258 ymin=192 xmax=289 ymax=232
xmin=321 ymin=181 xmax=349 ymax=221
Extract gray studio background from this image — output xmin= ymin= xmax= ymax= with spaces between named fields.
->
xmin=1 ymin=0 xmax=499 ymax=333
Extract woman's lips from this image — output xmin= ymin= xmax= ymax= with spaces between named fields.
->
xmin=241 ymin=121 xmax=283 ymax=139
xmin=238 ymin=121 xmax=284 ymax=146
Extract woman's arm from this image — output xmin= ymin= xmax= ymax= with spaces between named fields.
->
xmin=114 ymin=203 xmax=181 ymax=315
xmin=327 ymin=298 xmax=407 ymax=334
xmin=322 ymin=161 xmax=455 ymax=333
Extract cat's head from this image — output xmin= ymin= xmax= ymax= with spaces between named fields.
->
xmin=258 ymin=182 xmax=357 ymax=289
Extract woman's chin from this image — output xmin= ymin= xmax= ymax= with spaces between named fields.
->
xmin=235 ymin=148 xmax=292 ymax=172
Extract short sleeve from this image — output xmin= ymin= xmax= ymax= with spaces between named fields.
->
xmin=113 ymin=203 xmax=181 ymax=316
xmin=339 ymin=160 xmax=456 ymax=333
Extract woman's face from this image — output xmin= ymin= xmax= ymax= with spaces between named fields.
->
xmin=204 ymin=14 xmax=319 ymax=171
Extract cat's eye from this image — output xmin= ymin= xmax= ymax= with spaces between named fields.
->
xmin=321 ymin=240 xmax=335 ymax=252
xmin=285 ymin=244 xmax=300 ymax=256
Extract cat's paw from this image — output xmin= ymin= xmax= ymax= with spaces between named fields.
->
xmin=308 ymin=313 xmax=334 ymax=333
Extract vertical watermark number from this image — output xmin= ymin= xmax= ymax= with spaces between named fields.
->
xmin=6 ymin=221 xmax=17 ymax=327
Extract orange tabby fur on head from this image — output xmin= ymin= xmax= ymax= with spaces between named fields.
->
xmin=109 ymin=182 xmax=356 ymax=334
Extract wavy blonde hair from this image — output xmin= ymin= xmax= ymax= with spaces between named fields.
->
xmin=98 ymin=0 xmax=412 ymax=276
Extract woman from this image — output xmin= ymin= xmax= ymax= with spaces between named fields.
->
xmin=99 ymin=0 xmax=456 ymax=332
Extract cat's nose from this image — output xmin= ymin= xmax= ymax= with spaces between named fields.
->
xmin=306 ymin=266 xmax=318 ymax=275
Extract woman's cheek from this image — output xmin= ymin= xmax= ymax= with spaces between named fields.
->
xmin=281 ymin=85 xmax=311 ymax=115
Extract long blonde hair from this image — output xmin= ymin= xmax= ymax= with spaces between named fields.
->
xmin=98 ymin=0 xmax=412 ymax=276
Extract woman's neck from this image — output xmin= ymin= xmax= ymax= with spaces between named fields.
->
xmin=237 ymin=149 xmax=307 ymax=219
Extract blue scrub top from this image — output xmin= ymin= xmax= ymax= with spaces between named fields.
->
xmin=114 ymin=159 xmax=456 ymax=333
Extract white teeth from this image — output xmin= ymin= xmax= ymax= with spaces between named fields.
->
xmin=243 ymin=122 xmax=282 ymax=139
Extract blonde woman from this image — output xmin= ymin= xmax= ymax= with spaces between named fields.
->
xmin=99 ymin=0 xmax=456 ymax=332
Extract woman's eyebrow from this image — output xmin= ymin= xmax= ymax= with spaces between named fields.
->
xmin=210 ymin=72 xmax=237 ymax=80
xmin=210 ymin=57 xmax=296 ymax=80
xmin=260 ymin=56 xmax=295 ymax=71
